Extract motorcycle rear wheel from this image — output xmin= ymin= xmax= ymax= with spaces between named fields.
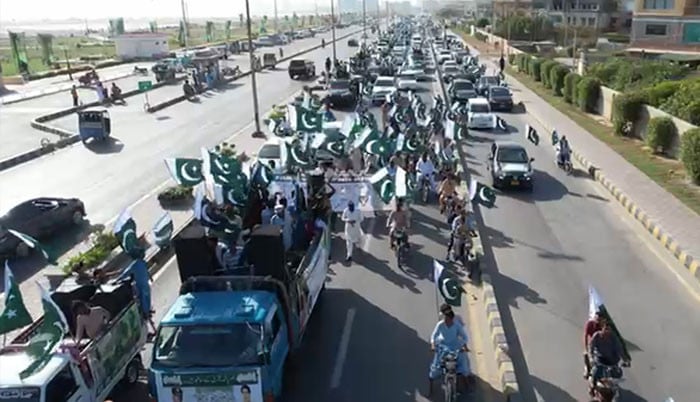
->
xmin=443 ymin=376 xmax=457 ymax=402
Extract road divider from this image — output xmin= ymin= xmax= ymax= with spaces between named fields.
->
xmin=431 ymin=39 xmax=523 ymax=400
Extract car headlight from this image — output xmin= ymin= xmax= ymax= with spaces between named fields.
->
xmin=523 ymin=170 xmax=532 ymax=177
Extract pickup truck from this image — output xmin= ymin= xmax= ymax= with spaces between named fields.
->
xmin=149 ymin=220 xmax=330 ymax=401
xmin=0 ymin=281 xmax=148 ymax=402
xmin=288 ymin=59 xmax=316 ymax=79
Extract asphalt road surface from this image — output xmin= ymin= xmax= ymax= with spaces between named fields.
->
xmin=458 ymin=48 xmax=700 ymax=401
xmin=0 ymin=26 xmax=359 ymax=221
xmin=0 ymin=27 xmax=357 ymax=161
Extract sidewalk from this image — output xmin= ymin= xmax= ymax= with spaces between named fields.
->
xmin=467 ymin=37 xmax=700 ymax=275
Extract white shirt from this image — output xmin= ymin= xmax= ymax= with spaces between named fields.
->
xmin=417 ymin=159 xmax=435 ymax=176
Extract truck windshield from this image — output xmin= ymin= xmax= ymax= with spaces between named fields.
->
xmin=154 ymin=323 xmax=263 ymax=367
xmin=0 ymin=387 xmax=40 ymax=402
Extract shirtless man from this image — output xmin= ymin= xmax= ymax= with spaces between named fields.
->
xmin=387 ymin=198 xmax=410 ymax=249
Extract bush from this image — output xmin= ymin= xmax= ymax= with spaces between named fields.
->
xmin=642 ymin=81 xmax=682 ymax=107
xmin=62 ymin=230 xmax=120 ymax=274
xmin=508 ymin=53 xmax=515 ymax=65
xmin=577 ymin=77 xmax=601 ymax=113
xmin=587 ymin=58 xmax=690 ymax=92
xmin=681 ymin=128 xmax=700 ymax=184
xmin=530 ymin=58 xmax=543 ymax=81
xmin=474 ymin=32 xmax=488 ymax=42
xmin=540 ymin=60 xmax=558 ymax=89
xmin=563 ymin=72 xmax=581 ymax=103
xmin=476 ymin=18 xmax=490 ymax=28
xmin=158 ymin=184 xmax=193 ymax=202
xmin=550 ymin=65 xmax=569 ymax=96
xmin=518 ymin=54 xmax=528 ymax=72
xmin=645 ymin=117 xmax=677 ymax=154
xmin=659 ymin=79 xmax=700 ymax=125
xmin=611 ymin=92 xmax=646 ymax=136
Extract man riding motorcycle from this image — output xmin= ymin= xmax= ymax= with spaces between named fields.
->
xmin=583 ymin=311 xmax=604 ymax=379
xmin=429 ymin=304 xmax=471 ymax=395
xmin=110 ymin=82 xmax=124 ymax=104
xmin=416 ymin=152 xmax=436 ymax=194
xmin=387 ymin=198 xmax=410 ymax=250
xmin=556 ymin=135 xmax=572 ymax=166
xmin=182 ymin=79 xmax=196 ymax=99
xmin=588 ymin=321 xmax=627 ymax=397
xmin=447 ymin=210 xmax=472 ymax=262
xmin=438 ymin=173 xmax=458 ymax=214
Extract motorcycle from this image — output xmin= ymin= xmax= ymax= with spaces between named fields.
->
xmin=438 ymin=345 xmax=461 ymax=402
xmin=183 ymin=83 xmax=198 ymax=101
xmin=110 ymin=90 xmax=126 ymax=105
xmin=591 ymin=364 xmax=623 ymax=402
xmin=222 ymin=65 xmax=241 ymax=78
xmin=393 ymin=229 xmax=408 ymax=268
xmin=419 ymin=174 xmax=432 ymax=204
xmin=556 ymin=148 xmax=574 ymax=174
xmin=133 ymin=66 xmax=149 ymax=75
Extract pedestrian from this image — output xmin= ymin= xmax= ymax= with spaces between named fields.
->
xmin=341 ymin=201 xmax=363 ymax=262
xmin=499 ymin=54 xmax=505 ymax=74
xmin=70 ymin=85 xmax=79 ymax=107
xmin=95 ymin=81 xmax=105 ymax=103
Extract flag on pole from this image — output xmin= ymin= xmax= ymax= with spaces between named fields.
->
xmin=369 ymin=167 xmax=395 ymax=204
xmin=19 ymin=283 xmax=69 ymax=380
xmin=526 ymin=124 xmax=540 ymax=146
xmin=7 ymin=230 xmax=55 ymax=265
xmin=0 ymin=261 xmax=33 ymax=335
xmin=113 ymin=209 xmax=143 ymax=259
xmin=588 ymin=285 xmax=631 ymax=362
xmin=468 ymin=178 xmax=497 ymax=208
xmin=164 ymin=158 xmax=203 ymax=187
xmin=433 ymin=260 xmax=464 ymax=306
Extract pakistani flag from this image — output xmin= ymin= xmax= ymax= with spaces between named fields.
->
xmin=152 ymin=212 xmax=173 ymax=248
xmin=312 ymin=134 xmax=346 ymax=158
xmin=444 ymin=118 xmax=466 ymax=141
xmin=496 ymin=116 xmax=507 ymax=131
xmin=0 ymin=262 xmax=33 ymax=336
xmin=19 ymin=283 xmax=69 ymax=380
xmin=433 ymin=260 xmax=464 ymax=307
xmin=363 ymin=137 xmax=392 ymax=158
xmin=468 ymin=178 xmax=496 ymax=208
xmin=287 ymin=105 xmax=323 ymax=133
xmin=214 ymin=184 xmax=248 ymax=206
xmin=250 ymin=162 xmax=274 ymax=188
xmin=281 ymin=141 xmax=314 ymax=170
xmin=352 ymin=126 xmax=380 ymax=150
xmin=526 ymin=124 xmax=540 ymax=146
xmin=589 ymin=286 xmax=631 ymax=362
xmin=370 ymin=167 xmax=395 ymax=204
xmin=193 ymin=185 xmax=223 ymax=229
xmin=7 ymin=230 xmax=55 ymax=265
xmin=164 ymin=158 xmax=203 ymax=187
xmin=201 ymin=148 xmax=248 ymax=190
xmin=113 ymin=209 xmax=143 ymax=259
xmin=395 ymin=133 xmax=422 ymax=155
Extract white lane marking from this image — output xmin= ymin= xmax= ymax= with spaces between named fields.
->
xmin=330 ymin=307 xmax=356 ymax=389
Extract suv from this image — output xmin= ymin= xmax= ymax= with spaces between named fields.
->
xmin=489 ymin=141 xmax=534 ymax=190
xmin=288 ymin=59 xmax=316 ymax=79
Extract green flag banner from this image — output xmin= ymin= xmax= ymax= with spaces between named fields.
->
xmin=0 ymin=262 xmax=33 ymax=336
xmin=37 ymin=34 xmax=54 ymax=66
xmin=225 ymin=20 xmax=232 ymax=39
xmin=9 ymin=32 xmax=29 ymax=74
xmin=149 ymin=21 xmax=158 ymax=33
xmin=205 ymin=21 xmax=214 ymax=42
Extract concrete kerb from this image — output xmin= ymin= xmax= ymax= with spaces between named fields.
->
xmin=430 ymin=40 xmax=522 ymax=400
xmin=144 ymin=29 xmax=364 ymax=113
xmin=501 ymin=68 xmax=700 ymax=284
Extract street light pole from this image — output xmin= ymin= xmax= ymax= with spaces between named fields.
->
xmin=274 ymin=0 xmax=279 ymax=33
xmin=63 ymin=47 xmax=73 ymax=80
xmin=180 ymin=0 xmax=189 ymax=49
xmin=330 ymin=0 xmax=337 ymax=63
xmin=362 ymin=0 xmax=367 ymax=37
xmin=245 ymin=0 xmax=264 ymax=137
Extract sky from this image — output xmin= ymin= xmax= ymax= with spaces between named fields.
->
xmin=0 ymin=0 xmax=324 ymax=22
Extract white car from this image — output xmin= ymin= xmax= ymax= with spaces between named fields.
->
xmin=466 ymin=98 xmax=497 ymax=130
xmin=371 ymin=76 xmax=397 ymax=104
xmin=256 ymin=137 xmax=287 ymax=174
xmin=396 ymin=72 xmax=419 ymax=90
xmin=437 ymin=50 xmax=452 ymax=64
xmin=442 ymin=60 xmax=458 ymax=71
xmin=401 ymin=66 xmax=425 ymax=80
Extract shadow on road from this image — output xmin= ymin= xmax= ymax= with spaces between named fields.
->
xmin=85 ymin=137 xmax=124 ymax=154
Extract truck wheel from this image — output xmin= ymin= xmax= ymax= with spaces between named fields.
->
xmin=122 ymin=356 xmax=142 ymax=385
xmin=15 ymin=242 xmax=29 ymax=258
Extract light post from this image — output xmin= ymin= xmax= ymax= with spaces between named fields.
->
xmin=274 ymin=0 xmax=279 ymax=33
xmin=180 ymin=0 xmax=189 ymax=49
xmin=245 ymin=0 xmax=264 ymax=138
xmin=62 ymin=47 xmax=73 ymax=81
xmin=330 ymin=0 xmax=337 ymax=63
xmin=362 ymin=0 xmax=367 ymax=38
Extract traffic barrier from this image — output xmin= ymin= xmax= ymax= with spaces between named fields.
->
xmin=430 ymin=40 xmax=523 ymax=400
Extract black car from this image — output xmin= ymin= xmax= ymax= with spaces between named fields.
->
xmin=477 ymin=76 xmax=500 ymax=95
xmin=348 ymin=38 xmax=359 ymax=47
xmin=488 ymin=86 xmax=514 ymax=111
xmin=288 ymin=59 xmax=316 ymax=79
xmin=326 ymin=79 xmax=357 ymax=108
xmin=442 ymin=66 xmax=460 ymax=83
xmin=0 ymin=197 xmax=86 ymax=258
xmin=448 ymin=79 xmax=478 ymax=103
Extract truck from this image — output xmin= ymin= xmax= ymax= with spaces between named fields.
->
xmin=148 ymin=218 xmax=330 ymax=402
xmin=0 ymin=280 xmax=148 ymax=402
xmin=287 ymin=59 xmax=316 ymax=79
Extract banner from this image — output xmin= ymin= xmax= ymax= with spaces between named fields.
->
xmin=8 ymin=32 xmax=29 ymax=74
xmin=225 ymin=20 xmax=232 ymax=39
xmin=268 ymin=178 xmax=390 ymax=212
xmin=109 ymin=18 xmax=125 ymax=36
xmin=149 ymin=21 xmax=158 ymax=33
xmin=157 ymin=369 xmax=264 ymax=402
xmin=37 ymin=33 xmax=54 ymax=66
xmin=205 ymin=21 xmax=214 ymax=42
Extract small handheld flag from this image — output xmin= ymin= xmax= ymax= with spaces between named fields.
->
xmin=526 ymin=124 xmax=540 ymax=146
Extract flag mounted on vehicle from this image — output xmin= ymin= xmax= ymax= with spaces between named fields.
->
xmin=7 ymin=230 xmax=55 ymax=265
xmin=468 ymin=178 xmax=496 ymax=208
xmin=201 ymin=148 xmax=248 ymax=190
xmin=370 ymin=167 xmax=395 ymax=204
xmin=0 ymin=261 xmax=33 ymax=336
xmin=588 ymin=286 xmax=631 ymax=362
xmin=287 ymin=104 xmax=323 ymax=133
xmin=525 ymin=124 xmax=540 ymax=146
xmin=113 ymin=209 xmax=144 ymax=259
xmin=433 ymin=260 xmax=464 ymax=306
xmin=19 ymin=283 xmax=69 ymax=380
xmin=164 ymin=158 xmax=203 ymax=187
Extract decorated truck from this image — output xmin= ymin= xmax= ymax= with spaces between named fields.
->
xmin=148 ymin=221 xmax=330 ymax=402
xmin=0 ymin=281 xmax=148 ymax=402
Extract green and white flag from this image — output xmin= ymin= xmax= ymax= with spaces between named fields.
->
xmin=287 ymin=105 xmax=323 ymax=133
xmin=201 ymin=148 xmax=248 ymax=190
xmin=251 ymin=162 xmax=274 ymax=188
xmin=7 ymin=230 xmax=55 ymax=265
xmin=311 ymin=134 xmax=346 ymax=158
xmin=526 ymin=124 xmax=540 ymax=146
xmin=433 ymin=260 xmax=464 ymax=306
xmin=214 ymin=184 xmax=248 ymax=206
xmin=164 ymin=158 xmax=203 ymax=187
xmin=0 ymin=261 xmax=33 ymax=336
xmin=370 ymin=167 xmax=395 ymax=204
xmin=468 ymin=178 xmax=496 ymax=208
xmin=19 ymin=283 xmax=69 ymax=380
xmin=280 ymin=141 xmax=314 ymax=170
xmin=363 ymin=137 xmax=392 ymax=158
xmin=352 ymin=126 xmax=380 ymax=150
xmin=151 ymin=212 xmax=173 ymax=247
xmin=395 ymin=133 xmax=422 ymax=154
xmin=340 ymin=114 xmax=363 ymax=143
xmin=113 ymin=209 xmax=142 ymax=258
xmin=444 ymin=118 xmax=466 ymax=141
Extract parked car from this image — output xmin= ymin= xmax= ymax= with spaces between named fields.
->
xmin=442 ymin=65 xmax=460 ymax=83
xmin=488 ymin=86 xmax=514 ymax=111
xmin=255 ymin=36 xmax=275 ymax=47
xmin=288 ymin=59 xmax=316 ymax=79
xmin=255 ymin=138 xmax=287 ymax=174
xmin=0 ymin=197 xmax=86 ymax=258
xmin=396 ymin=72 xmax=419 ymax=91
xmin=466 ymin=97 xmax=497 ymax=129
xmin=489 ymin=141 xmax=534 ymax=190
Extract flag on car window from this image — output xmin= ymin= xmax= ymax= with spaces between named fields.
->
xmin=164 ymin=158 xmax=203 ymax=187
xmin=0 ymin=262 xmax=33 ymax=336
xmin=433 ymin=260 xmax=464 ymax=307
xmin=526 ymin=124 xmax=540 ymax=146
xmin=19 ymin=283 xmax=68 ymax=380
xmin=468 ymin=178 xmax=496 ymax=208
xmin=7 ymin=230 xmax=55 ymax=265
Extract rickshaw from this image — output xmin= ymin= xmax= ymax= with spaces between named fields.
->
xmin=77 ymin=108 xmax=111 ymax=144
xmin=263 ymin=53 xmax=278 ymax=69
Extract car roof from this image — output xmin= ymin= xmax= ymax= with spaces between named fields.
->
xmin=161 ymin=291 xmax=277 ymax=326
xmin=495 ymin=141 xmax=526 ymax=150
xmin=452 ymin=79 xmax=471 ymax=84
xmin=468 ymin=97 xmax=489 ymax=105
xmin=0 ymin=351 xmax=69 ymax=386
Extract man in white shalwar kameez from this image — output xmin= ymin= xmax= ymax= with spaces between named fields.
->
xmin=342 ymin=201 xmax=363 ymax=261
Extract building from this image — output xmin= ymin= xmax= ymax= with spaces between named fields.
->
xmin=630 ymin=0 xmax=700 ymax=51
xmin=545 ymin=0 xmax=632 ymax=30
xmin=492 ymin=0 xmax=535 ymax=18
xmin=114 ymin=33 xmax=170 ymax=60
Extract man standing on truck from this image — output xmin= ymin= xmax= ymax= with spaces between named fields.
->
xmin=72 ymin=301 xmax=111 ymax=343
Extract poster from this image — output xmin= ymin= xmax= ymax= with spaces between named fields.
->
xmin=268 ymin=178 xmax=391 ymax=213
xmin=158 ymin=370 xmax=263 ymax=402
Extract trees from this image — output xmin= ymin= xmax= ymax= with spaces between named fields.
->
xmin=494 ymin=15 xmax=554 ymax=42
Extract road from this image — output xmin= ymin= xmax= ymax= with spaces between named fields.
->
xmin=461 ymin=48 xmax=700 ymax=401
xmin=0 ymin=27 xmax=357 ymax=161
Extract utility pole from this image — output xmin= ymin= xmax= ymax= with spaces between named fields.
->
xmin=180 ymin=0 xmax=189 ymax=49
xmin=362 ymin=0 xmax=367 ymax=37
xmin=63 ymin=47 xmax=73 ymax=80
xmin=245 ymin=0 xmax=264 ymax=138
xmin=331 ymin=0 xmax=337 ymax=62
xmin=274 ymin=0 xmax=279 ymax=33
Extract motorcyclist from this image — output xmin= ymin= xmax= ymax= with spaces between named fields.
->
xmin=429 ymin=304 xmax=471 ymax=396
xmin=447 ymin=210 xmax=471 ymax=261
xmin=556 ymin=135 xmax=571 ymax=166
xmin=182 ymin=79 xmax=195 ymax=99
xmin=416 ymin=152 xmax=436 ymax=194
xmin=588 ymin=321 xmax=627 ymax=396
xmin=110 ymin=82 xmax=123 ymax=103
xmin=321 ymin=38 xmax=326 ymax=48
xmin=325 ymin=57 xmax=332 ymax=73
xmin=387 ymin=197 xmax=410 ymax=250
xmin=583 ymin=311 xmax=604 ymax=378
xmin=438 ymin=173 xmax=458 ymax=214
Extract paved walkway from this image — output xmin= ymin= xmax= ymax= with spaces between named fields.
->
xmin=465 ymin=37 xmax=700 ymax=272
